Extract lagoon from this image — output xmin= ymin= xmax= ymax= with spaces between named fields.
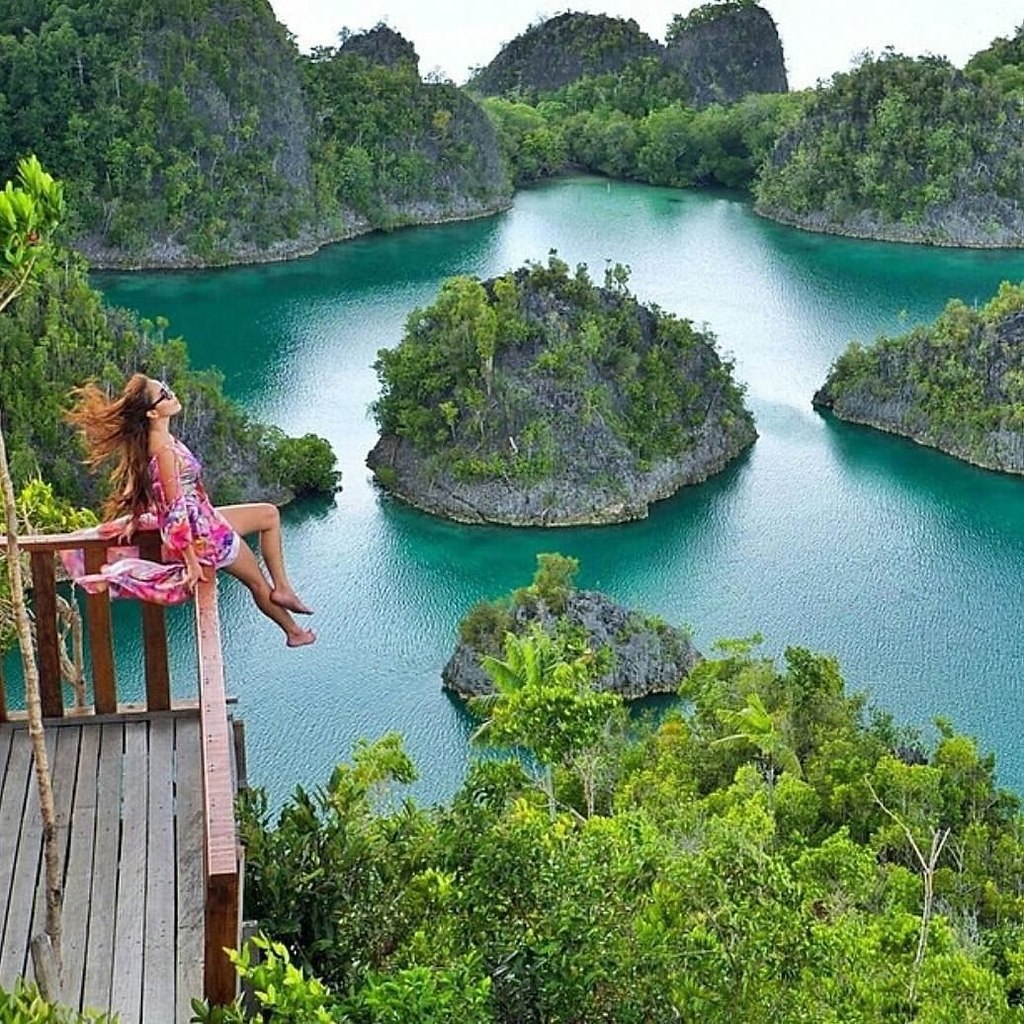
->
xmin=93 ymin=177 xmax=1024 ymax=805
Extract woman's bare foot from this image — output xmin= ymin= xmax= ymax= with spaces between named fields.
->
xmin=286 ymin=627 xmax=316 ymax=648
xmin=271 ymin=589 xmax=313 ymax=615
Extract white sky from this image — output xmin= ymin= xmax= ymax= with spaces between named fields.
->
xmin=267 ymin=0 xmax=1024 ymax=88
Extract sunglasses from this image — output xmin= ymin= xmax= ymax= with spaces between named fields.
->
xmin=146 ymin=381 xmax=175 ymax=410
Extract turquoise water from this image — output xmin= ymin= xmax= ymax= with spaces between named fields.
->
xmin=87 ymin=177 xmax=1024 ymax=806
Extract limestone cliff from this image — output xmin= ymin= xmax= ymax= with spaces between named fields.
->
xmin=468 ymin=13 xmax=662 ymax=97
xmin=756 ymin=52 xmax=1024 ymax=247
xmin=0 ymin=4 xmax=509 ymax=268
xmin=469 ymin=3 xmax=786 ymax=107
xmin=663 ymin=2 xmax=788 ymax=107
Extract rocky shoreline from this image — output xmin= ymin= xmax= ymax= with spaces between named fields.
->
xmin=78 ymin=198 xmax=513 ymax=271
xmin=368 ymin=260 xmax=757 ymax=527
xmin=368 ymin=418 xmax=755 ymax=526
xmin=757 ymin=203 xmax=1024 ymax=249
xmin=812 ymin=389 xmax=1024 ymax=474
xmin=812 ymin=298 xmax=1024 ymax=474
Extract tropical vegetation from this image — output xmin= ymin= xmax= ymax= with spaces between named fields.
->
xmin=372 ymin=253 xmax=751 ymax=486
xmin=481 ymin=62 xmax=805 ymax=192
xmin=302 ymin=35 xmax=508 ymax=233
xmin=0 ymin=161 xmax=338 ymax=506
xmin=755 ymin=50 xmax=1024 ymax=237
xmin=0 ymin=4 xmax=507 ymax=264
xmin=182 ymin=626 xmax=1024 ymax=1022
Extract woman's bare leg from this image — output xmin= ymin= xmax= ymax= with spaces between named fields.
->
xmin=221 ymin=543 xmax=315 ymax=647
xmin=218 ymin=502 xmax=312 ymax=614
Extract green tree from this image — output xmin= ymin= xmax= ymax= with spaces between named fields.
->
xmin=472 ymin=629 xmax=621 ymax=817
xmin=0 ymin=155 xmax=65 ymax=983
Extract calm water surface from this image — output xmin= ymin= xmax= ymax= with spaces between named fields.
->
xmin=90 ymin=178 xmax=1024 ymax=805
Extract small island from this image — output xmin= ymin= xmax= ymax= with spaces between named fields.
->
xmin=813 ymin=281 xmax=1024 ymax=471
xmin=442 ymin=554 xmax=701 ymax=699
xmin=366 ymin=255 xmax=756 ymax=525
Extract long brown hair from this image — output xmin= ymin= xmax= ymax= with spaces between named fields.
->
xmin=66 ymin=373 xmax=157 ymax=520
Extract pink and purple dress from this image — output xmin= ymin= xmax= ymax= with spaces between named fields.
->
xmin=62 ymin=437 xmax=240 ymax=605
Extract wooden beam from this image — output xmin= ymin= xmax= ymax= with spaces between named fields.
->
xmin=83 ymin=547 xmax=116 ymax=715
xmin=29 ymin=551 xmax=63 ymax=719
xmin=138 ymin=532 xmax=170 ymax=712
xmin=205 ymin=870 xmax=240 ymax=1005
xmin=1 ymin=531 xmax=154 ymax=553
xmin=195 ymin=579 xmax=239 ymax=1004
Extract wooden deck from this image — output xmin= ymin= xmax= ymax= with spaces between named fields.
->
xmin=0 ymin=711 xmax=206 ymax=1023
xmin=1 ymin=527 xmax=243 ymax=1016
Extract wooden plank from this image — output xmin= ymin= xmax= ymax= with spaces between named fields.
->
xmin=205 ymin=871 xmax=240 ymax=1005
xmin=26 ymin=726 xmax=81 ymax=981
xmin=4 ymin=701 xmax=202 ymax=727
xmin=0 ymin=727 xmax=13 ymax=787
xmin=61 ymin=724 xmax=101 ymax=1012
xmin=141 ymin=718 xmax=175 ymax=1024
xmin=109 ymin=721 xmax=149 ymax=1022
xmin=0 ymin=659 xmax=7 ymax=722
xmin=30 ymin=551 xmax=63 ymax=718
xmin=195 ymin=579 xmax=240 ymax=1004
xmin=0 ymin=728 xmax=55 ymax=983
xmin=80 ymin=722 xmax=124 ymax=1015
xmin=175 ymin=715 xmax=206 ymax=1023
xmin=196 ymin=582 xmax=235 ymax=876
xmin=0 ymin=727 xmax=32 ymax=962
xmin=195 ymin=586 xmax=233 ymax=872
xmin=84 ymin=547 xmax=116 ymax=714
xmin=1 ymin=534 xmax=124 ymax=553
xmin=139 ymin=532 xmax=171 ymax=713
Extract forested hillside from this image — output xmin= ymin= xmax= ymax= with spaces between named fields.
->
xmin=0 ymin=3 xmax=509 ymax=266
xmin=663 ymin=0 xmax=788 ymax=107
xmin=305 ymin=26 xmax=509 ymax=234
xmin=0 ymin=251 xmax=338 ymax=504
xmin=468 ymin=12 xmax=664 ymax=97
xmin=0 ymin=0 xmax=314 ymax=264
xmin=473 ymin=1 xmax=801 ymax=194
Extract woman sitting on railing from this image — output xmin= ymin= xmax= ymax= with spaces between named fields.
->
xmin=64 ymin=373 xmax=316 ymax=648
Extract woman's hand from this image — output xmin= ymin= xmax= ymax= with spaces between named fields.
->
xmin=183 ymin=549 xmax=210 ymax=591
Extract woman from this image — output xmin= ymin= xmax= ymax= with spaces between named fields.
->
xmin=67 ymin=373 xmax=315 ymax=648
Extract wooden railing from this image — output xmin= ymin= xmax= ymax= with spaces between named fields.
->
xmin=195 ymin=578 xmax=242 ymax=1005
xmin=0 ymin=530 xmax=241 ymax=1005
xmin=0 ymin=530 xmax=171 ymax=719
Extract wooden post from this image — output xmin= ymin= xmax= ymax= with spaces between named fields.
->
xmin=205 ymin=869 xmax=241 ymax=1004
xmin=196 ymin=579 xmax=240 ymax=1004
xmin=30 ymin=552 xmax=63 ymax=718
xmin=83 ymin=547 xmax=116 ymax=713
xmin=138 ymin=532 xmax=170 ymax=711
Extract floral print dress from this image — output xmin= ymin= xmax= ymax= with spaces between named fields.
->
xmin=61 ymin=437 xmax=240 ymax=605
xmin=150 ymin=437 xmax=240 ymax=570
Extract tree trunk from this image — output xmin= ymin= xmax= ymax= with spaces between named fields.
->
xmin=0 ymin=413 xmax=62 ymax=977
